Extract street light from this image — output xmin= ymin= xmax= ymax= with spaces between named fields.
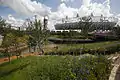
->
xmin=43 ymin=15 xmax=49 ymax=30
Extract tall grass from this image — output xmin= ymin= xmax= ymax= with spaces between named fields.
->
xmin=0 ymin=55 xmax=112 ymax=80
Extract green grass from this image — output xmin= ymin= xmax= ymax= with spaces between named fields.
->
xmin=50 ymin=35 xmax=85 ymax=39
xmin=0 ymin=39 xmax=2 ymax=46
xmin=0 ymin=55 xmax=111 ymax=80
xmin=0 ymin=53 xmax=4 ymax=58
xmin=46 ymin=41 xmax=119 ymax=53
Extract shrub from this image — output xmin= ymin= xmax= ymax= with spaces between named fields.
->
xmin=0 ymin=55 xmax=112 ymax=80
xmin=45 ymin=43 xmax=120 ymax=55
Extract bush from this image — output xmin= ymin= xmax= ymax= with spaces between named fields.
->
xmin=71 ymin=55 xmax=112 ymax=80
xmin=0 ymin=55 xmax=112 ymax=80
xmin=0 ymin=53 xmax=4 ymax=58
xmin=45 ymin=43 xmax=120 ymax=55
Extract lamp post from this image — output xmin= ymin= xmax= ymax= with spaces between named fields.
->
xmin=43 ymin=15 xmax=48 ymax=30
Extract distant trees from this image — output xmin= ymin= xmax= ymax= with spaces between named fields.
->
xmin=0 ymin=16 xmax=26 ymax=37
xmin=0 ymin=15 xmax=49 ymax=58
xmin=0 ymin=16 xmax=6 ymax=35
xmin=0 ymin=16 xmax=6 ymax=27
xmin=1 ymin=32 xmax=29 ymax=61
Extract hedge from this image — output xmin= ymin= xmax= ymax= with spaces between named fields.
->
xmin=45 ymin=43 xmax=120 ymax=55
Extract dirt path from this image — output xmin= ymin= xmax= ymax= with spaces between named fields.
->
xmin=108 ymin=53 xmax=120 ymax=80
xmin=115 ymin=57 xmax=120 ymax=80
xmin=0 ymin=44 xmax=57 ymax=65
xmin=0 ymin=52 xmax=38 ymax=65
xmin=115 ymin=66 xmax=120 ymax=80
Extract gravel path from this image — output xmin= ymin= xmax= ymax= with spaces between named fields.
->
xmin=115 ymin=66 xmax=120 ymax=80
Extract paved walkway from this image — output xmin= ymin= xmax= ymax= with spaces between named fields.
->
xmin=109 ymin=54 xmax=120 ymax=80
xmin=115 ymin=66 xmax=120 ymax=80
xmin=115 ymin=57 xmax=120 ymax=80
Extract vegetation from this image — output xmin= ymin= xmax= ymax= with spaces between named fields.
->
xmin=80 ymin=16 xmax=93 ymax=39
xmin=50 ymin=34 xmax=93 ymax=39
xmin=1 ymin=32 xmax=29 ymax=61
xmin=0 ymin=16 xmax=6 ymax=35
xmin=45 ymin=41 xmax=119 ymax=55
xmin=0 ymin=15 xmax=119 ymax=80
xmin=113 ymin=26 xmax=120 ymax=38
xmin=1 ymin=33 xmax=15 ymax=62
xmin=0 ymin=16 xmax=49 ymax=59
xmin=27 ymin=17 xmax=49 ymax=54
xmin=0 ymin=39 xmax=2 ymax=46
xmin=0 ymin=55 xmax=112 ymax=80
xmin=13 ymin=35 xmax=29 ymax=58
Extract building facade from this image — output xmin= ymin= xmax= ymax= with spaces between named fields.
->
xmin=55 ymin=15 xmax=118 ymax=31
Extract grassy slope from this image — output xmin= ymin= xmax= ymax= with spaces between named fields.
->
xmin=0 ymin=55 xmax=111 ymax=80
xmin=45 ymin=41 xmax=118 ymax=53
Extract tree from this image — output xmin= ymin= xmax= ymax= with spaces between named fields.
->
xmin=28 ymin=35 xmax=36 ymax=53
xmin=28 ymin=18 xmax=49 ymax=55
xmin=113 ymin=25 xmax=120 ymax=38
xmin=79 ymin=16 xmax=93 ymax=50
xmin=2 ymin=33 xmax=14 ymax=62
xmin=13 ymin=35 xmax=29 ymax=59
xmin=1 ymin=31 xmax=29 ymax=60
xmin=0 ymin=16 xmax=6 ymax=27
xmin=80 ymin=16 xmax=92 ymax=38
xmin=0 ymin=16 xmax=6 ymax=35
